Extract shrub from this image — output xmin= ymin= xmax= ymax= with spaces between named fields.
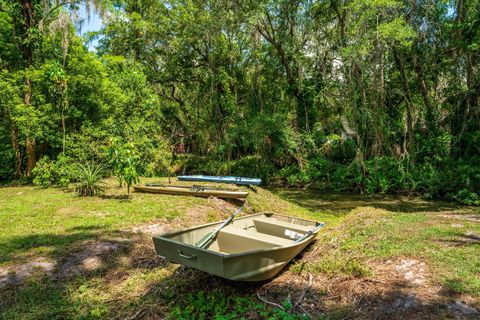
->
xmin=453 ymin=189 xmax=480 ymax=206
xmin=74 ymin=163 xmax=105 ymax=196
xmin=32 ymin=154 xmax=73 ymax=188
xmin=107 ymin=139 xmax=141 ymax=197
xmin=230 ymin=156 xmax=275 ymax=182
xmin=0 ymin=148 xmax=14 ymax=181
xmin=32 ymin=156 xmax=55 ymax=188
xmin=53 ymin=154 xmax=74 ymax=187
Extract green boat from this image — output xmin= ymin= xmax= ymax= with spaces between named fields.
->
xmin=152 ymin=212 xmax=324 ymax=281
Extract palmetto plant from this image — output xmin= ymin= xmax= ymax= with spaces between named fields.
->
xmin=75 ymin=163 xmax=105 ymax=197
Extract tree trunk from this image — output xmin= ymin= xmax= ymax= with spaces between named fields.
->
xmin=256 ymin=15 xmax=307 ymax=132
xmin=25 ymin=137 xmax=36 ymax=176
xmin=18 ymin=1 xmax=37 ymax=175
xmin=467 ymin=53 xmax=479 ymax=129
xmin=351 ymin=62 xmax=366 ymax=172
xmin=373 ymin=15 xmax=385 ymax=157
xmin=23 ymin=77 xmax=36 ymax=176
xmin=252 ymin=29 xmax=263 ymax=113
xmin=393 ymin=48 xmax=415 ymax=157
xmin=413 ymin=54 xmax=434 ymax=130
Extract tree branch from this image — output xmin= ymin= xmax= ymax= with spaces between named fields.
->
xmin=40 ymin=1 xmax=81 ymax=26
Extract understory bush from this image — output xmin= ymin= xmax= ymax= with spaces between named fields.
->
xmin=176 ymin=154 xmax=275 ymax=182
xmin=32 ymin=154 xmax=74 ymax=187
xmin=276 ymin=155 xmax=480 ymax=205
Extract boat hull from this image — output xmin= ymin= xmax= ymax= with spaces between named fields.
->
xmin=152 ymin=213 xmax=322 ymax=281
xmin=177 ymin=175 xmax=261 ymax=186
xmin=133 ymin=185 xmax=248 ymax=199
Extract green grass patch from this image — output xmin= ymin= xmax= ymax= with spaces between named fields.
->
xmin=168 ymin=290 xmax=308 ymax=320
xmin=2 ymin=180 xmax=479 ymax=319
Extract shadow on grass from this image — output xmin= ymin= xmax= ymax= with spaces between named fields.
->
xmin=270 ymin=189 xmax=465 ymax=214
xmin=111 ymin=237 xmax=477 ymax=319
xmin=440 ymin=232 xmax=480 ymax=247
xmin=0 ymin=233 xmax=134 ymax=318
xmin=126 ymin=263 xmax=480 ymax=319
xmin=99 ymin=194 xmax=130 ymax=200
xmin=0 ymin=232 xmax=98 ymax=264
xmin=68 ymin=225 xmax=104 ymax=232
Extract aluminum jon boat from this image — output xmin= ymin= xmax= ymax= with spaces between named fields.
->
xmin=133 ymin=185 xmax=248 ymax=199
xmin=177 ymin=175 xmax=262 ymax=186
xmin=152 ymin=212 xmax=324 ymax=281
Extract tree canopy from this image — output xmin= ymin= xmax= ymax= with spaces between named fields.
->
xmin=0 ymin=0 xmax=479 ymax=204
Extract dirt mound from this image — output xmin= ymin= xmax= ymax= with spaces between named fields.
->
xmin=207 ymin=197 xmax=238 ymax=214
xmin=128 ymin=197 xmax=240 ymax=236
xmin=321 ymin=258 xmax=480 ymax=319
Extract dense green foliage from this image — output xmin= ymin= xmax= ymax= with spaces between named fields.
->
xmin=107 ymin=138 xmax=141 ymax=198
xmin=32 ymin=153 xmax=72 ymax=187
xmin=168 ymin=290 xmax=307 ymax=320
xmin=0 ymin=0 xmax=479 ymax=203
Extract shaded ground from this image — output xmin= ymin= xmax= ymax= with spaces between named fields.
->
xmin=0 ymin=179 xmax=479 ymax=319
xmin=270 ymin=188 xmax=465 ymax=214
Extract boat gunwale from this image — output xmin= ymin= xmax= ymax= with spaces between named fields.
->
xmin=178 ymin=175 xmax=261 ymax=181
xmin=152 ymin=212 xmax=323 ymax=258
xmin=177 ymin=175 xmax=262 ymax=185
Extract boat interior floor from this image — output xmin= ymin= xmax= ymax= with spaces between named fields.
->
xmin=208 ymin=216 xmax=312 ymax=254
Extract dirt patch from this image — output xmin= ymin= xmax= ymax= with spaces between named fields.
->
xmin=0 ymin=258 xmax=55 ymax=288
xmin=56 ymin=239 xmax=127 ymax=279
xmin=451 ymin=223 xmax=465 ymax=228
xmin=257 ymin=258 xmax=478 ymax=319
xmin=318 ymin=258 xmax=480 ymax=319
xmin=370 ymin=258 xmax=439 ymax=303
xmin=438 ymin=214 xmax=480 ymax=223
xmin=0 ymin=240 xmax=128 ymax=288
xmin=183 ymin=204 xmax=212 ymax=225
xmin=56 ymin=206 xmax=82 ymax=216
xmin=448 ymin=301 xmax=480 ymax=317
xmin=257 ymin=271 xmax=324 ymax=318
xmin=128 ymin=237 xmax=166 ymax=269
xmin=439 ymin=231 xmax=480 ymax=247
xmin=130 ymin=223 xmax=171 ymax=235
xmin=393 ymin=259 xmax=427 ymax=286
xmin=182 ymin=197 xmax=237 ymax=226
xmin=207 ymin=197 xmax=238 ymax=214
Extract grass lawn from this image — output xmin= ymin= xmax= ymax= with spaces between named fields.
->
xmin=0 ymin=179 xmax=479 ymax=319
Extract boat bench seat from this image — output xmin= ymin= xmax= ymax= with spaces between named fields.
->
xmin=217 ymin=225 xmax=293 ymax=253
xmin=253 ymin=216 xmax=312 ymax=240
